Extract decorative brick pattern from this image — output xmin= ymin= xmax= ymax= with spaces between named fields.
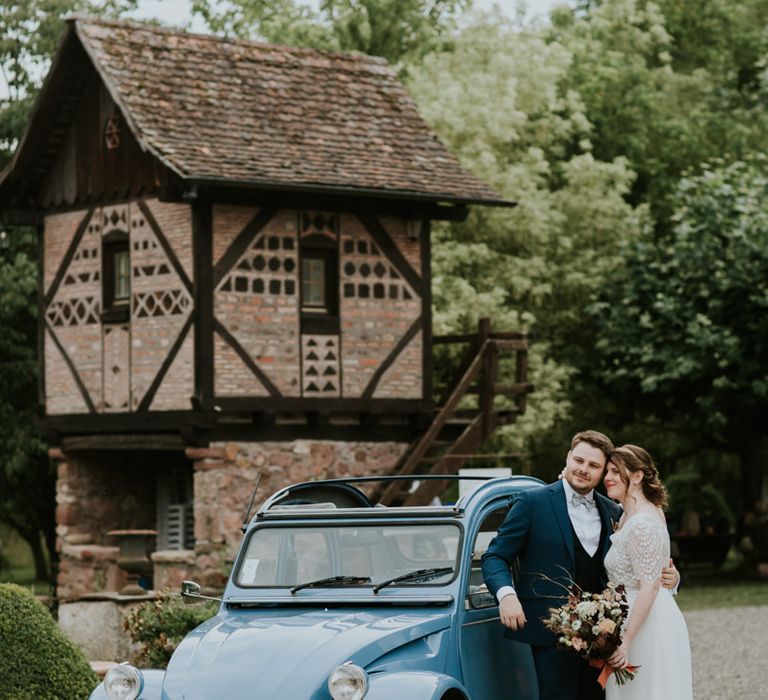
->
xmin=44 ymin=209 xmax=104 ymax=412
xmin=43 ymin=200 xmax=194 ymax=414
xmin=43 ymin=209 xmax=92 ymax=295
xmin=130 ymin=201 xmax=194 ymax=410
xmin=339 ymin=214 xmax=423 ymax=398
xmin=101 ymin=203 xmax=129 ymax=234
xmin=300 ymin=210 xmax=337 ymax=239
xmin=214 ymin=210 xmax=300 ymax=397
xmin=301 ymin=334 xmax=340 ymax=396
xmin=103 ymin=324 xmax=130 ymax=412
xmin=219 ymin=231 xmax=297 ymax=299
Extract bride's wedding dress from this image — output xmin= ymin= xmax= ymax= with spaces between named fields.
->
xmin=603 ymin=513 xmax=693 ymax=699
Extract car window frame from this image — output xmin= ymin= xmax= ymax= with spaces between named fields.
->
xmin=231 ymin=519 xmax=465 ymax=590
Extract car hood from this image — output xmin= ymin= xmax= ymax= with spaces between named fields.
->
xmin=161 ymin=607 xmax=452 ymax=699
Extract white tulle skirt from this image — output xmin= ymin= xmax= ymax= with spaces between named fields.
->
xmin=606 ymin=588 xmax=693 ymax=700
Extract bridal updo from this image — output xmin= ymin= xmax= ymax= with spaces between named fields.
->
xmin=609 ymin=444 xmax=669 ymax=508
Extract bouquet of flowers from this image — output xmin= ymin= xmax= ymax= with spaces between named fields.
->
xmin=542 ymin=582 xmax=639 ymax=687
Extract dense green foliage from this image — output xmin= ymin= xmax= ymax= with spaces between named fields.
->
xmin=588 ymin=160 xmax=768 ymax=507
xmin=0 ymin=583 xmax=98 ymax=699
xmin=0 ymin=0 xmax=138 ymax=581
xmin=190 ymin=0 xmax=470 ymax=64
xmin=124 ymin=591 xmax=218 ymax=668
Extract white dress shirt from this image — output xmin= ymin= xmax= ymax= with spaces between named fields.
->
xmin=496 ymin=479 xmax=602 ymax=603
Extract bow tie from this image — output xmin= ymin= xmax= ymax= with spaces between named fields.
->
xmin=571 ymin=493 xmax=596 ymax=511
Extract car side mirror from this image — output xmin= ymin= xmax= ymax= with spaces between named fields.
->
xmin=181 ymin=580 xmax=222 ymax=604
xmin=466 ymin=584 xmax=496 ymax=610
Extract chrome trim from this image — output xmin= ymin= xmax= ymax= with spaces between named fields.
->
xmin=461 ymin=616 xmax=500 ymax=627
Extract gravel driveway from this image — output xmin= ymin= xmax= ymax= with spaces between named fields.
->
xmin=685 ymin=605 xmax=768 ymax=699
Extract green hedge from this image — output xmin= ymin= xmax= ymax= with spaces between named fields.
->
xmin=124 ymin=590 xmax=218 ymax=669
xmin=0 ymin=583 xmax=98 ymax=700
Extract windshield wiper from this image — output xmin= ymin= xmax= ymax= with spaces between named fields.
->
xmin=372 ymin=567 xmax=454 ymax=594
xmin=290 ymin=575 xmax=371 ymax=594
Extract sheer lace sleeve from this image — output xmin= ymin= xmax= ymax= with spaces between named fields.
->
xmin=626 ymin=516 xmax=669 ymax=582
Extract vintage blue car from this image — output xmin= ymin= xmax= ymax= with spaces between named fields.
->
xmin=92 ymin=475 xmax=543 ymax=700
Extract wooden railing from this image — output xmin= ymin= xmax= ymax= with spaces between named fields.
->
xmin=375 ymin=318 xmax=533 ymax=506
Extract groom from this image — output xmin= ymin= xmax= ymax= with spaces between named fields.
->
xmin=481 ymin=430 xmax=678 ymax=700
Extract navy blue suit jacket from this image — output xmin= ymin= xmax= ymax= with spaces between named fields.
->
xmin=481 ymin=480 xmax=621 ymax=646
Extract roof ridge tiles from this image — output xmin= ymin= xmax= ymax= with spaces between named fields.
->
xmin=66 ymin=13 xmax=391 ymax=70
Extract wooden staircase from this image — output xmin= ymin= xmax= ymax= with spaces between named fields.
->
xmin=374 ymin=319 xmax=533 ymax=506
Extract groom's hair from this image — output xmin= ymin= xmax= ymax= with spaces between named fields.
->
xmin=571 ymin=430 xmax=614 ymax=458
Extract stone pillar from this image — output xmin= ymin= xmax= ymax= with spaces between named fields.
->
xmin=151 ymin=549 xmax=197 ymax=591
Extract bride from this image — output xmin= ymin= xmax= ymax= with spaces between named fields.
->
xmin=603 ymin=445 xmax=693 ymax=699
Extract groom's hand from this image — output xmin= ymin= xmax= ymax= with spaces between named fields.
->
xmin=661 ymin=558 xmax=680 ymax=590
xmin=499 ymin=593 xmax=527 ymax=630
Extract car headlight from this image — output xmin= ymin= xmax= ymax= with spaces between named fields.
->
xmin=327 ymin=662 xmax=368 ymax=700
xmin=104 ymin=663 xmax=144 ymax=700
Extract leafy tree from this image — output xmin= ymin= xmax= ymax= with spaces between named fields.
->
xmin=0 ymin=227 xmax=52 ymax=581
xmin=588 ymin=159 xmax=768 ymax=508
xmin=0 ymin=0 xmax=138 ymax=581
xmin=550 ymin=0 xmax=768 ymax=219
xmin=191 ymin=0 xmax=471 ymax=64
xmin=409 ymin=10 xmax=645 ymax=459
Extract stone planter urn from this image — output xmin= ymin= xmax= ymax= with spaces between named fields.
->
xmin=107 ymin=529 xmax=157 ymax=595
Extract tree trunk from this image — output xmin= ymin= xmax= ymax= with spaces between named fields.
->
xmin=16 ymin=525 xmax=50 ymax=582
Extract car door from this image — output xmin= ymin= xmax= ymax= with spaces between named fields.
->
xmin=459 ymin=500 xmax=539 ymax=700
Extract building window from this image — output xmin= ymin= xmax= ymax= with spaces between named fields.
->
xmin=113 ymin=248 xmax=131 ymax=301
xmin=102 ymin=231 xmax=130 ymax=322
xmin=301 ymin=254 xmax=329 ymax=311
xmin=300 ymin=234 xmax=338 ymax=333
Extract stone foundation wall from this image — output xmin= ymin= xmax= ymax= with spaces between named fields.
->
xmin=187 ymin=439 xmax=408 ymax=590
xmin=53 ymin=440 xmax=408 ymax=599
xmin=53 ymin=448 xmax=157 ymax=600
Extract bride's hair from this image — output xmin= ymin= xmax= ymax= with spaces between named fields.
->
xmin=609 ymin=444 xmax=669 ymax=508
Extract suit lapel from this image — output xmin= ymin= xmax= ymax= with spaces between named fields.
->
xmin=548 ymin=482 xmax=575 ymax=567
xmin=595 ymin=494 xmax=618 ymax=561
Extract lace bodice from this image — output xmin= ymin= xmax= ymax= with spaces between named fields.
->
xmin=604 ymin=512 xmax=670 ymax=592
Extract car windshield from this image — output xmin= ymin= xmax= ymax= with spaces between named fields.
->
xmin=235 ymin=522 xmax=461 ymax=589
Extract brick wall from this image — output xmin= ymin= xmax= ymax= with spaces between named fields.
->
xmin=129 ymin=201 xmax=194 ymax=411
xmin=44 ymin=209 xmax=103 ymax=413
xmin=214 ymin=208 xmax=301 ymax=396
xmin=339 ymin=214 xmax=423 ymax=398
xmin=43 ymin=199 xmax=194 ymax=415
xmin=212 ymin=209 xmax=424 ymax=401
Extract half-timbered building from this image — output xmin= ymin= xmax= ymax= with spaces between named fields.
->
xmin=0 ymin=17 xmax=521 ymax=603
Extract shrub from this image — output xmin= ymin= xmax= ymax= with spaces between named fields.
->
xmin=0 ymin=583 xmax=98 ymax=700
xmin=124 ymin=590 xmax=218 ymax=669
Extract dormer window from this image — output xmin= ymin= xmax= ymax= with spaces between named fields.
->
xmin=102 ymin=230 xmax=130 ymax=322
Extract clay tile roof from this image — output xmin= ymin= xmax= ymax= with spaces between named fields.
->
xmin=71 ymin=16 xmax=509 ymax=206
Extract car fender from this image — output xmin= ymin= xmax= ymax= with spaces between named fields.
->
xmin=366 ymin=671 xmax=469 ymax=700
xmin=88 ymin=668 xmax=166 ymax=700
